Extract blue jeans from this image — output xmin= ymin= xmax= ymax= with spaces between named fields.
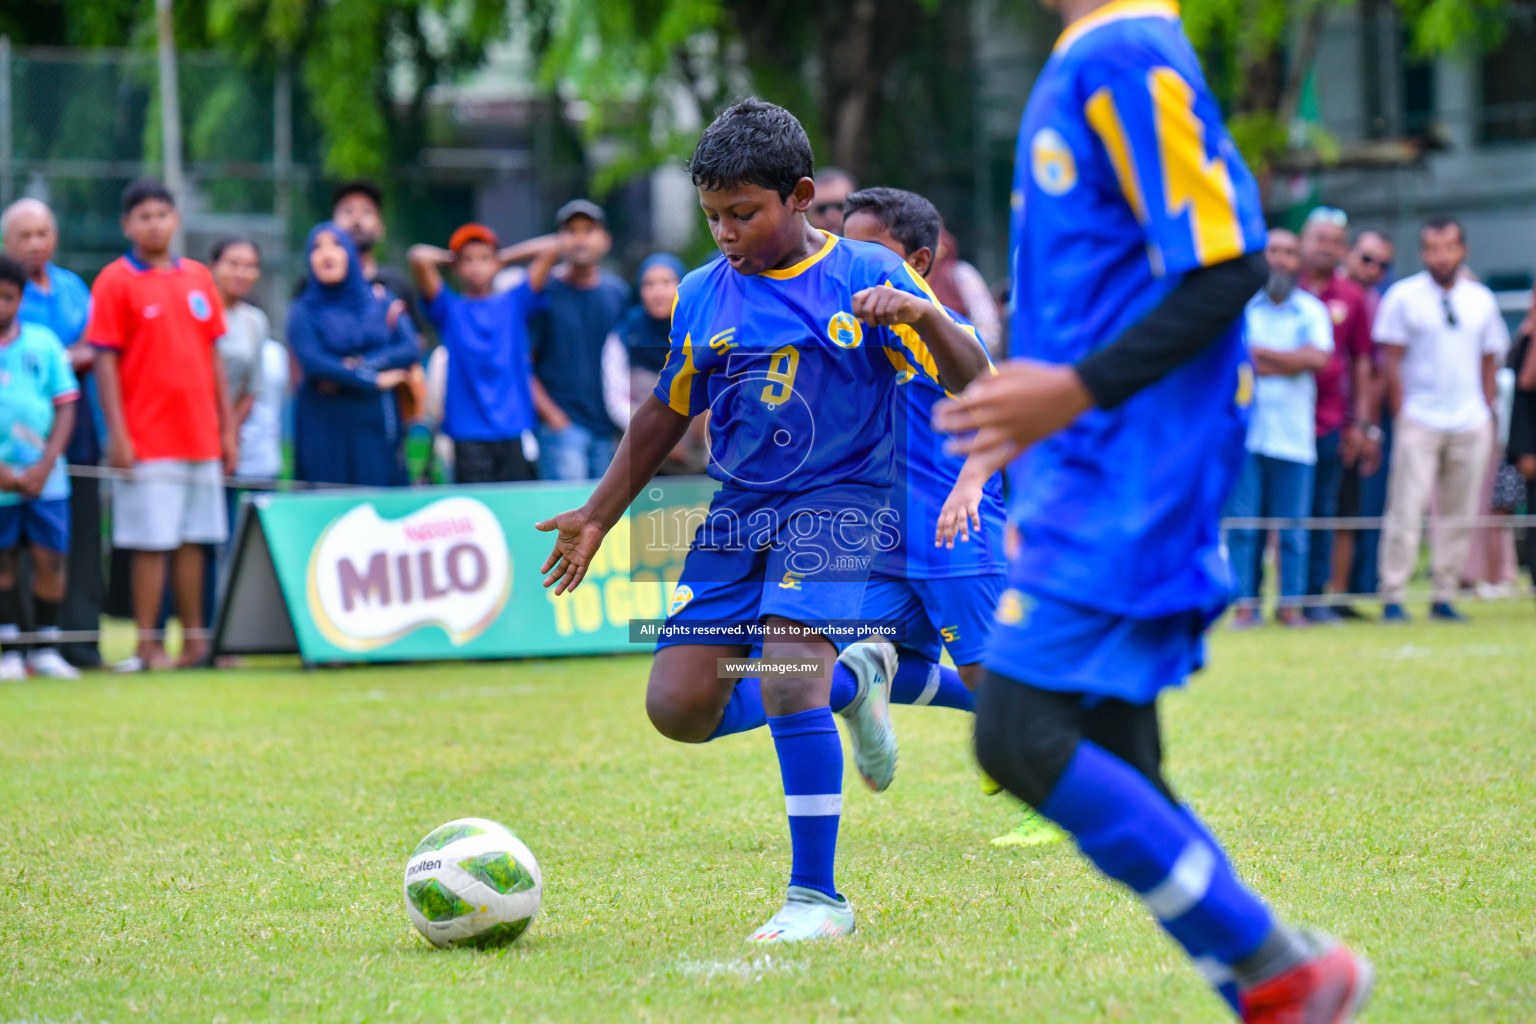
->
xmin=537 ymin=422 xmax=617 ymax=481
xmin=1349 ymin=415 xmax=1392 ymax=595
xmin=1307 ymin=429 xmax=1344 ymax=596
xmin=1225 ymin=452 xmax=1315 ymax=607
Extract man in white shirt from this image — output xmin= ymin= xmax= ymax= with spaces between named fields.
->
xmin=1226 ymin=229 xmax=1335 ymax=628
xmin=1374 ymin=216 xmax=1509 ymax=621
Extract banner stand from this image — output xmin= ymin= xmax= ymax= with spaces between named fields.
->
xmin=213 ymin=497 xmax=301 ymax=660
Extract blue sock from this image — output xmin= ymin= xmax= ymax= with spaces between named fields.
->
xmin=708 ymin=677 xmax=767 ymax=740
xmin=1039 ymin=741 xmax=1273 ymax=968
xmin=768 ymin=708 xmax=843 ymax=899
xmin=828 ymin=661 xmax=858 ymax=713
xmin=889 ymin=654 xmax=975 ymax=711
xmin=1176 ymin=805 xmax=1243 ymax=1014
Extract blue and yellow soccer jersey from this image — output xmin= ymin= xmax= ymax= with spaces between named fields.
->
xmin=0 ymin=323 xmax=80 ymax=507
xmin=871 ymin=308 xmax=1005 ymax=579
xmin=1006 ymin=0 xmax=1266 ymax=619
xmin=654 ymin=231 xmax=952 ymax=493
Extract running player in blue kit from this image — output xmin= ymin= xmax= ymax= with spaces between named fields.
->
xmin=537 ymin=99 xmax=989 ymax=944
xmin=934 ymin=1 xmax=1373 ymax=1020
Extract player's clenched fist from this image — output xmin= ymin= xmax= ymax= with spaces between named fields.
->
xmin=535 ymin=507 xmax=609 ymax=595
xmin=851 ymin=285 xmax=932 ymax=326
xmin=932 ymin=359 xmax=1094 ymax=475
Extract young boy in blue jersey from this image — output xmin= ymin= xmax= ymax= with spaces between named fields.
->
xmin=934 ymin=1 xmax=1373 ymax=1021
xmin=538 ymin=98 xmax=989 ymax=943
xmin=838 ymin=187 xmax=1066 ymax=849
xmin=0 ymin=256 xmax=80 ymax=681
xmin=409 ymin=226 xmax=562 ymax=483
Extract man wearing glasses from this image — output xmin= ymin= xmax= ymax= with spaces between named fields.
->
xmin=1374 ymin=216 xmax=1509 ymax=622
xmin=1297 ymin=207 xmax=1380 ymax=623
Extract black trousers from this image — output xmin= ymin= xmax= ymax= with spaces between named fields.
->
xmin=454 ymin=438 xmax=536 ymax=484
xmin=59 ymin=476 xmax=103 ymax=668
xmin=973 ymin=669 xmax=1177 ymax=810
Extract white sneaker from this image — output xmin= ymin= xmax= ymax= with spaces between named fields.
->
xmin=746 ymin=886 xmax=855 ymax=944
xmin=835 ymin=636 xmax=899 ymax=792
xmin=0 ymin=650 xmax=27 ymax=681
xmin=28 ymin=647 xmax=80 ymax=680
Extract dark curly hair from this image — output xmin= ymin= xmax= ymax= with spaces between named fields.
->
xmin=843 ymin=187 xmax=942 ymax=261
xmin=689 ymin=98 xmax=814 ymax=202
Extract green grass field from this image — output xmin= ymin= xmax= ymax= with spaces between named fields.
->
xmin=2 ymin=603 xmax=1532 ymax=1022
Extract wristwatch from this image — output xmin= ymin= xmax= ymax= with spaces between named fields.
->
xmin=1362 ymin=424 xmax=1384 ymax=443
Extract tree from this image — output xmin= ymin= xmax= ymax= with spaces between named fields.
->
xmin=7 ymin=0 xmax=511 ymax=177
xmin=1182 ymin=0 xmax=1517 ymax=178
xmin=525 ymin=0 xmax=957 ymax=188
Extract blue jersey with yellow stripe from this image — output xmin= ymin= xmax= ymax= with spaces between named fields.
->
xmin=654 ymin=231 xmax=951 ymax=494
xmin=872 ymin=307 xmax=1006 ymax=579
xmin=1007 ymin=0 xmax=1266 ymax=619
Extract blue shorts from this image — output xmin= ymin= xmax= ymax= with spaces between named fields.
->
xmin=983 ymin=587 xmax=1207 ymax=705
xmin=860 ymin=571 xmax=1004 ymax=665
xmin=0 ymin=498 xmax=70 ymax=554
xmin=658 ymin=483 xmax=886 ymax=652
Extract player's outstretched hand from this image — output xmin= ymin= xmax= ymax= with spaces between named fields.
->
xmin=852 ymin=285 xmax=930 ymax=326
xmin=535 ymin=507 xmax=608 ymax=595
xmin=933 ymin=360 xmax=1093 ymax=473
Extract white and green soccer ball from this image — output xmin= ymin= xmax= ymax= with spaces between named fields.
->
xmin=403 ymin=817 xmax=542 ymax=948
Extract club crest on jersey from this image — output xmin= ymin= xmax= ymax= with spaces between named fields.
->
xmin=1031 ymin=128 xmax=1077 ymax=197
xmin=827 ymin=311 xmax=863 ymax=349
xmin=668 ymin=584 xmax=694 ymax=617
xmin=995 ymin=588 xmax=1034 ymax=626
xmin=187 ymin=289 xmax=213 ymax=321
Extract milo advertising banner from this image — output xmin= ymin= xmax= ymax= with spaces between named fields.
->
xmin=213 ymin=478 xmax=717 ymax=665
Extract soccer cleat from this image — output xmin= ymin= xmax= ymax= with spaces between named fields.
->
xmin=1240 ymin=931 xmax=1374 ymax=1024
xmin=990 ymin=810 xmax=1068 ymax=849
xmin=979 ymin=770 xmax=1004 ymax=796
xmin=835 ymin=636 xmax=899 ymax=792
xmin=746 ymin=885 xmax=855 ymax=944
xmin=28 ymin=647 xmax=80 ymax=680
xmin=1379 ymin=604 xmax=1411 ymax=623
xmin=1429 ymin=601 xmax=1469 ymax=623
xmin=0 ymin=650 xmax=26 ymax=682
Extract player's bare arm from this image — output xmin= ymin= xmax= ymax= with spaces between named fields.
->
xmin=406 ymin=244 xmax=452 ymax=302
xmin=536 ymin=394 xmax=693 ymax=594
xmin=498 ymin=234 xmax=563 ymax=293
xmin=851 ymin=285 xmax=990 ymax=391
xmin=934 ymin=452 xmax=992 ymax=548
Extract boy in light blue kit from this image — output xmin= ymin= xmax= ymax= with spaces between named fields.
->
xmin=0 ymin=255 xmax=80 ymax=681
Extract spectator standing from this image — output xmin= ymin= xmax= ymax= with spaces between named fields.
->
xmin=808 ymin=168 xmax=856 ymax=235
xmin=210 ymin=236 xmax=273 ymax=544
xmin=89 ymin=180 xmax=238 ymax=671
xmin=1296 ymin=207 xmax=1380 ymax=623
xmin=600 ymin=253 xmax=707 ymax=474
xmin=1506 ymin=301 xmax=1536 ymax=592
xmin=409 ymin=224 xmax=561 ymax=484
xmin=529 ymin=201 xmax=630 ymax=481
xmin=289 ymin=223 xmax=420 ymax=488
xmin=1376 ymin=217 xmax=1510 ymax=622
xmin=1226 ymin=230 xmax=1335 ymax=628
xmin=928 ymin=228 xmax=1003 ymax=355
xmin=331 ymin=180 xmax=420 ymax=327
xmin=0 ymin=256 xmax=80 ymax=679
xmin=2 ymin=198 xmax=103 ymax=668
xmin=1337 ymin=229 xmax=1397 ymax=615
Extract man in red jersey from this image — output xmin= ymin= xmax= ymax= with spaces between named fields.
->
xmin=88 ymin=180 xmax=237 ymax=672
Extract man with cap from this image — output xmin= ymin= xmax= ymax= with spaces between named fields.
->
xmin=409 ymin=224 xmax=562 ymax=483
xmin=332 ymin=179 xmax=422 ymax=330
xmin=529 ymin=200 xmax=631 ymax=481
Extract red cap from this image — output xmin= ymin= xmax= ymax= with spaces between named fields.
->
xmin=448 ymin=223 xmax=499 ymax=253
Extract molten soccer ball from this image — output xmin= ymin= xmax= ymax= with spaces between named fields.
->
xmin=403 ymin=817 xmax=542 ymax=948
